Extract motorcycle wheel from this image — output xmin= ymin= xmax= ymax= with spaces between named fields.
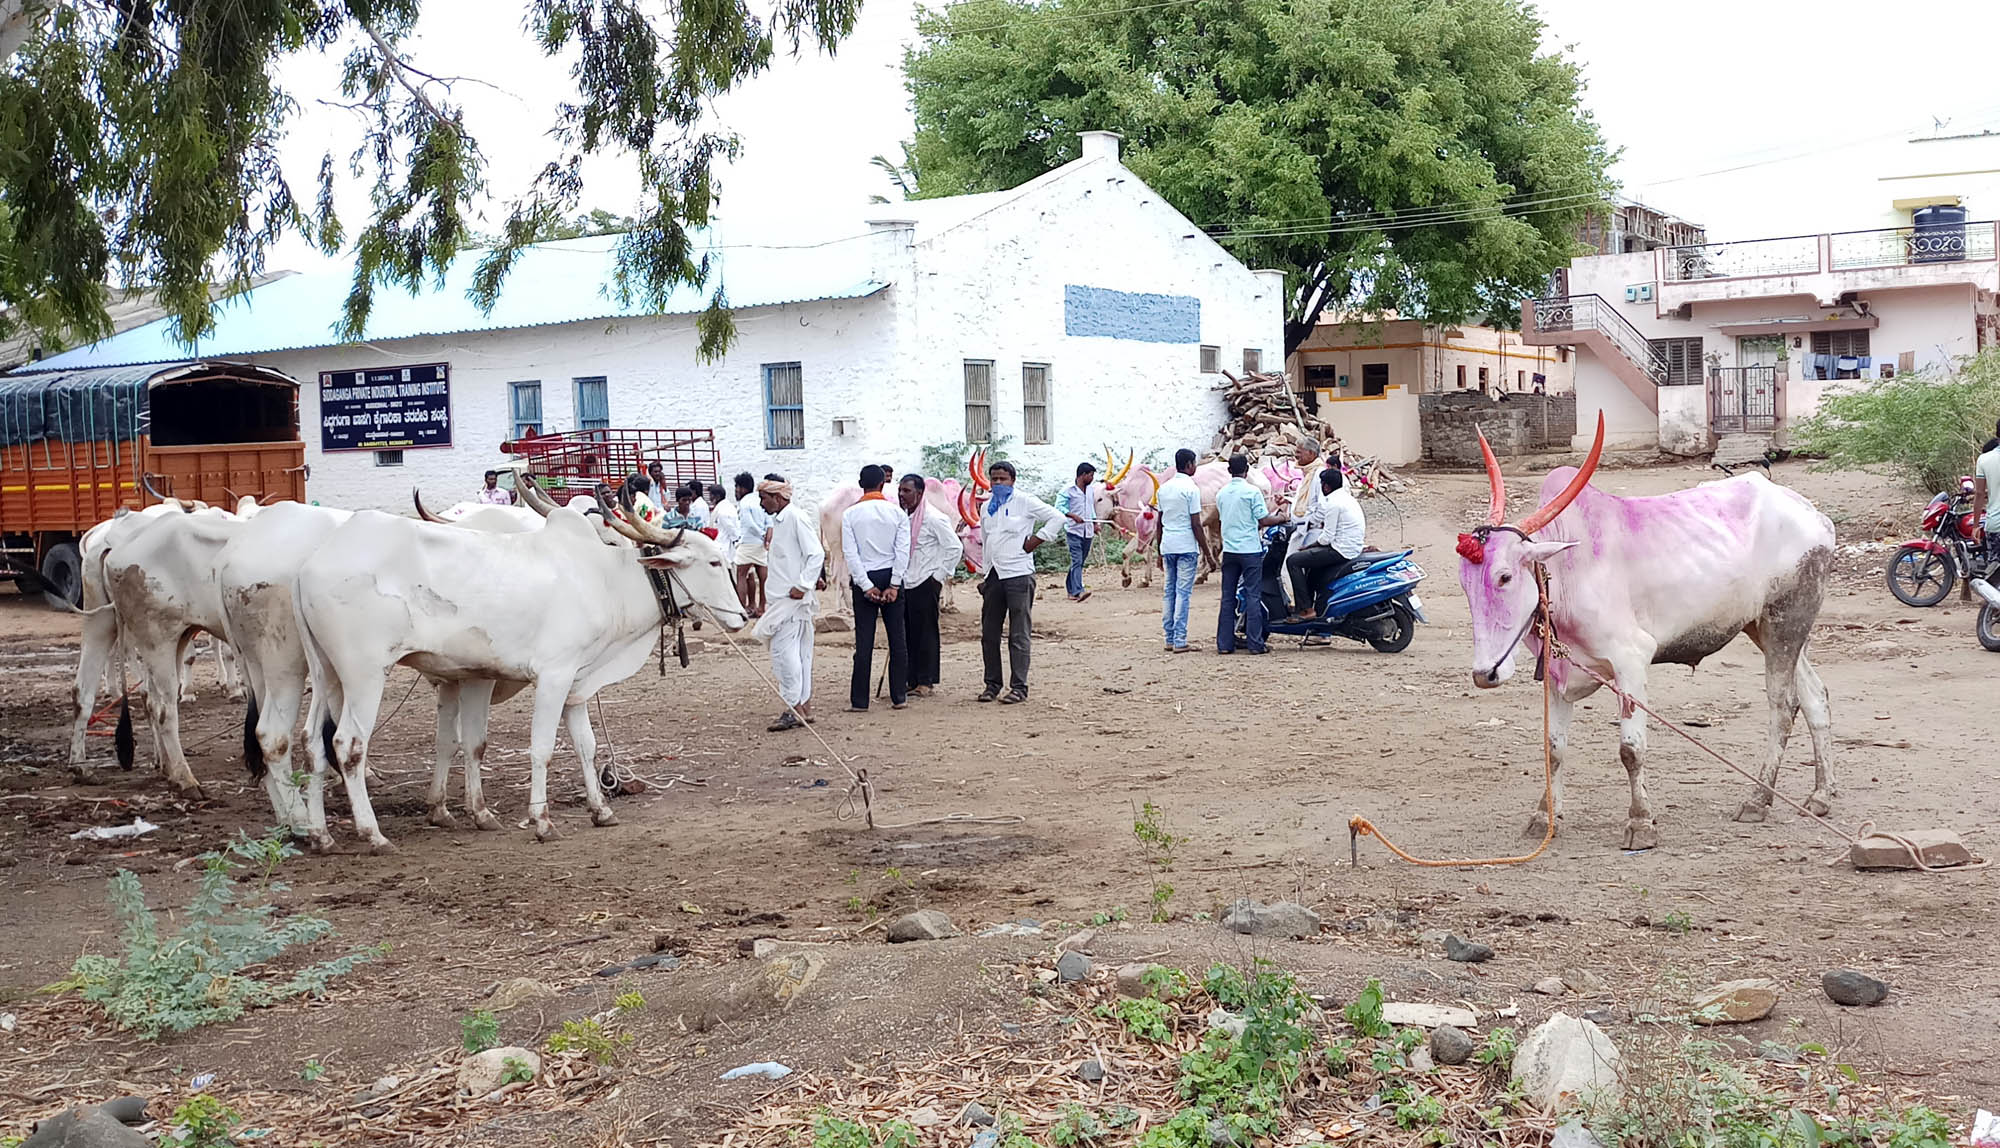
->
xmin=1368 ymin=600 xmax=1418 ymax=653
xmin=1978 ymin=604 xmax=2000 ymax=653
xmin=1886 ymin=544 xmax=1954 ymax=607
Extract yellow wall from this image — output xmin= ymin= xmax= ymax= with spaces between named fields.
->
xmin=1287 ymin=319 xmax=1575 ymax=396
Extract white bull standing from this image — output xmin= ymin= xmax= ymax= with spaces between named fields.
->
xmin=1457 ymin=414 xmax=1838 ymax=848
xmin=294 ymin=480 xmax=746 ymax=850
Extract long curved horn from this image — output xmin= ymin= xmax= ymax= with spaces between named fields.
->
xmin=412 ymin=488 xmax=447 ymax=523
xmin=1477 ymin=429 xmax=1507 ymax=527
xmin=956 ymin=486 xmax=975 ymax=526
xmin=603 ymin=489 xmax=692 ymax=549
xmin=1102 ymin=443 xmax=1116 ymax=484
xmin=1145 ymin=467 xmax=1161 ymax=505
xmin=1112 ymin=449 xmax=1134 ymax=487
xmin=969 ymin=448 xmax=990 ymax=493
xmin=1518 ymin=411 xmax=1606 ymax=536
xmin=517 ymin=476 xmax=558 ymax=517
xmin=141 ymin=473 xmax=172 ymax=504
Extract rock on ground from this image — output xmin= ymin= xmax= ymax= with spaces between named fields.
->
xmin=961 ymin=1103 xmax=996 ymax=1127
xmin=1690 ymin=977 xmax=1781 ymax=1025
xmin=1075 ymin=1059 xmax=1105 ymax=1082
xmin=693 ymin=952 xmax=827 ymax=1031
xmin=1512 ymin=1012 xmax=1622 ymax=1108
xmin=1381 ymin=1002 xmax=1477 ymax=1029
xmin=1056 ymin=951 xmax=1094 ymax=983
xmin=1117 ymin=962 xmax=1171 ymax=999
xmin=1443 ymin=934 xmax=1495 ymax=963
xmin=1219 ymin=898 xmax=1321 ymax=939
xmin=459 ymin=1047 xmax=540 ymax=1097
xmin=886 ymin=909 xmax=959 ymax=943
xmin=21 ymin=1106 xmax=150 ymax=1148
xmin=1849 ymin=829 xmax=1973 ymax=870
xmin=1533 ymin=976 xmax=1567 ymax=996
xmin=1822 ymin=970 xmax=1889 ymax=1007
xmin=488 ymin=977 xmax=558 ymax=1011
xmin=1206 ymin=1008 xmax=1248 ymax=1040
xmin=1430 ymin=1024 xmax=1475 ymax=1066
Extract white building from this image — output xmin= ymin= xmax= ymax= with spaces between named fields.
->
xmin=1526 ymin=211 xmax=2000 ymax=455
xmin=22 ymin=132 xmax=1283 ymax=507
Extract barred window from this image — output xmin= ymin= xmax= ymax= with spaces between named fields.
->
xmin=1022 ymin=363 xmax=1051 ymax=444
xmin=964 ymin=360 xmax=994 ymax=443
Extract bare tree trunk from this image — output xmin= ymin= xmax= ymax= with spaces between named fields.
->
xmin=0 ymin=0 xmax=55 ymax=64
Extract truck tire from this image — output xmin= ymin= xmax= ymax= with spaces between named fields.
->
xmin=40 ymin=543 xmax=83 ymax=608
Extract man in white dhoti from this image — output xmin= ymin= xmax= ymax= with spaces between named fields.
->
xmin=752 ymin=477 xmax=824 ymax=732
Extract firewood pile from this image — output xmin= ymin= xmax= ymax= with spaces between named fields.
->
xmin=1208 ymin=369 xmax=1401 ymax=493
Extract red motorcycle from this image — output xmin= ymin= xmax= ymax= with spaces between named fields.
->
xmin=1886 ymin=477 xmax=1979 ymax=607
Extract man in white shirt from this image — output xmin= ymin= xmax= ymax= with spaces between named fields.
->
xmin=1154 ymin=448 xmax=1214 ymax=652
xmin=1288 ymin=438 xmax=1332 ymax=524
xmin=899 ymin=473 xmax=963 ymax=697
xmin=732 ymin=471 xmax=770 ymax=617
xmin=1285 ymin=464 xmax=1366 ymax=620
xmin=752 ymin=477 xmax=824 ymax=732
xmin=705 ymin=482 xmax=739 ymax=580
xmin=975 ymin=458 xmax=1065 ymax=704
xmin=840 ymin=464 xmax=913 ymax=712
xmin=476 ymin=470 xmax=514 ymax=505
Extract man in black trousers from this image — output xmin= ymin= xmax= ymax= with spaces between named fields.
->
xmin=898 ymin=473 xmax=963 ymax=697
xmin=839 ymin=464 xmax=912 ymax=711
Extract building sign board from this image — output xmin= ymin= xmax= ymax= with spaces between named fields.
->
xmin=319 ymin=362 xmax=453 ymax=452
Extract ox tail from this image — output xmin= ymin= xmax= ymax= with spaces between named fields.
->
xmin=321 ymin=714 xmax=337 ymax=773
xmin=114 ymin=696 xmax=135 ymax=770
xmin=243 ymin=692 xmax=266 ymax=780
xmin=44 ymin=595 xmax=115 ymax=618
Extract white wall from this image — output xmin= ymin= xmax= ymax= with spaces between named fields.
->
xmin=1316 ymin=385 xmax=1422 ymax=465
xmin=903 ymin=154 xmax=1280 ymax=496
xmin=1658 ymin=386 xmax=1710 ymax=456
xmin=274 ymin=297 xmax=897 ymax=512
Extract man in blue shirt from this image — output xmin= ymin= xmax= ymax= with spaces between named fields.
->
xmin=1059 ymin=462 xmax=1098 ymax=601
xmin=1153 ymin=448 xmax=1214 ymax=652
xmin=1215 ymin=453 xmax=1287 ymax=654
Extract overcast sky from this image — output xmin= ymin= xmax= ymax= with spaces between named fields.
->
xmin=268 ymin=0 xmax=2000 ymax=274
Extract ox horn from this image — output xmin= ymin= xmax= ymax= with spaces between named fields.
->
xmin=604 ymin=491 xmax=692 ymax=549
xmin=968 ymin=448 xmax=990 ymax=493
xmin=1477 ymin=429 xmax=1507 ymax=527
xmin=517 ymin=476 xmax=558 ymax=517
xmin=1111 ymin=449 xmax=1134 ymax=487
xmin=1145 ymin=467 xmax=1161 ymax=506
xmin=1517 ymin=411 xmax=1606 ymax=536
xmin=411 ymin=488 xmax=448 ymax=523
xmin=957 ymin=485 xmax=981 ymax=526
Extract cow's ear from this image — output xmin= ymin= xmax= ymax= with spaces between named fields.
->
xmin=636 ymin=552 xmax=692 ymax=570
xmin=1518 ymin=539 xmax=1578 ymax=566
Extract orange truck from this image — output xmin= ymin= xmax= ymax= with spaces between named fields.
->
xmin=0 ymin=359 xmax=308 ymax=605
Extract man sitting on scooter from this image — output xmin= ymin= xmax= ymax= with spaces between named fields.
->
xmin=1284 ymin=464 xmax=1366 ymax=622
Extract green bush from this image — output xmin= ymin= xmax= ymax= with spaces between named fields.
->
xmin=60 ymin=831 xmax=379 ymax=1039
xmin=1791 ymin=349 xmax=2000 ymax=493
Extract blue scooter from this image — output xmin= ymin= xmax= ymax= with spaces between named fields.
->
xmin=1249 ymin=525 xmax=1427 ymax=652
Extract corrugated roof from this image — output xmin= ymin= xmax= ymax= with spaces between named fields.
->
xmin=19 ymin=233 xmax=885 ymax=372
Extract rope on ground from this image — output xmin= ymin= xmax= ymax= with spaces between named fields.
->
xmin=705 ymin=611 xmax=1024 ymax=831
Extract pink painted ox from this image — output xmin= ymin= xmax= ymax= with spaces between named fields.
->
xmin=1456 ymin=414 xmax=1837 ymax=848
xmin=1094 ymin=451 xmax=1161 ymax=588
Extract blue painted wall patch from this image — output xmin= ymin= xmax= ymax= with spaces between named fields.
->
xmin=1063 ymin=285 xmax=1200 ymax=343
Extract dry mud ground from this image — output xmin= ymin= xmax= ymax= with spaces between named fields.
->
xmin=0 ymin=459 xmax=1995 ymax=1144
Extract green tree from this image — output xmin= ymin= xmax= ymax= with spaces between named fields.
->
xmin=902 ymin=0 xmax=1612 ymax=355
xmin=0 ymin=0 xmax=860 ymax=359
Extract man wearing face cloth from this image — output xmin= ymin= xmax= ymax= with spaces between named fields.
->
xmin=975 ymin=459 xmax=1065 ymax=704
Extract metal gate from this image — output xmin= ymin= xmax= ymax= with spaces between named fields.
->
xmin=1709 ymin=366 xmax=1778 ymax=434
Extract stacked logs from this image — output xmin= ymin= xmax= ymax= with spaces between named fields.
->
xmin=1207 ymin=370 xmax=1400 ymax=492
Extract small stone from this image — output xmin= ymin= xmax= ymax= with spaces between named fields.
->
xmin=616 ymin=778 xmax=649 ymax=796
xmin=363 ymin=1075 xmax=402 ymax=1099
xmin=1756 ymin=1041 xmax=1801 ymax=1064
xmin=1690 ymin=977 xmax=1781 ymax=1025
xmin=592 ymin=964 xmax=626 ymax=978
xmin=1207 ymin=1117 xmax=1244 ymax=1147
xmin=1409 ymin=1048 xmax=1435 ymax=1073
xmin=1063 ymin=928 xmax=1098 ymax=952
xmin=1206 ymin=1008 xmax=1248 ymax=1040
xmin=1512 ymin=1012 xmax=1621 ymax=1107
xmin=24 ymin=1107 xmax=151 ymax=1148
xmin=1533 ymin=976 xmax=1568 ymax=996
xmin=751 ymin=938 xmax=780 ymax=958
xmin=1075 ymin=1059 xmax=1105 ymax=1083
xmin=1000 ymin=1023 xmax=1021 ymax=1035
xmin=814 ymin=614 xmax=854 ymax=633
xmin=1219 ymin=898 xmax=1321 ymax=939
xmin=1562 ymin=969 xmax=1608 ymax=995
xmin=492 ymin=976 xmax=564 ymax=1012
xmin=1057 ymin=951 xmax=1094 ymax=983
xmin=360 ymin=1105 xmax=389 ymax=1120
xmin=1821 ymin=970 xmax=1889 ymax=1007
xmin=1552 ymin=1119 xmax=1607 ymax=1148
xmin=1117 ymin=962 xmax=1171 ymax=999
xmin=961 ymin=1103 xmax=996 ymax=1127
xmin=1381 ymin=1003 xmax=1477 ymax=1029
xmin=93 ymin=1097 xmax=149 ymax=1126
xmin=886 ymin=908 xmax=959 ymax=943
xmin=1443 ymin=935 xmax=1495 ymax=963
xmin=1429 ymin=1024 xmax=1475 ymax=1066
xmin=459 ymin=1047 xmax=540 ymax=1098
xmin=1581 ymin=1008 xmax=1618 ymax=1027
xmin=907 ymin=1107 xmax=942 ymax=1128
xmin=629 ymin=952 xmax=680 ymax=970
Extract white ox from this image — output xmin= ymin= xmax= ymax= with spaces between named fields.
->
xmin=74 ymin=507 xmax=258 ymax=797
xmin=294 ymin=479 xmax=746 ymax=850
xmin=1457 ymin=415 xmax=1837 ymax=848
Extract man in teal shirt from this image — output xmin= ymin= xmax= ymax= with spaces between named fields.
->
xmin=1215 ymin=453 xmax=1286 ymax=653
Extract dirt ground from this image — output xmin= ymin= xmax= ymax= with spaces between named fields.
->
xmin=1 ymin=457 xmax=1996 ymax=1144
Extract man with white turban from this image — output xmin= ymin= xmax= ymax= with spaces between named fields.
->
xmin=753 ymin=477 xmax=824 ymax=731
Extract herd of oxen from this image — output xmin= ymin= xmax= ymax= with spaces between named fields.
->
xmin=56 ymin=415 xmax=1849 ymax=857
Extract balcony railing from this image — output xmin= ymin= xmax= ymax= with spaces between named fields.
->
xmin=1661 ymin=221 xmax=1999 ymax=284
xmin=1532 ymin=294 xmax=1668 ymax=384
xmin=1660 ymin=234 xmax=1821 ymax=283
xmin=1829 ymin=222 xmax=1998 ymax=270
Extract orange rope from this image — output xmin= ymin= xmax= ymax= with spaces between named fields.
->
xmin=1348 ymin=569 xmax=1559 ymax=868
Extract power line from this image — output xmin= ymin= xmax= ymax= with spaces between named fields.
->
xmin=1203 ymin=189 xmax=1608 ymax=238
xmin=1206 ymin=191 xmax=1606 ymax=241
xmin=1194 ymin=186 xmax=1612 ymax=233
